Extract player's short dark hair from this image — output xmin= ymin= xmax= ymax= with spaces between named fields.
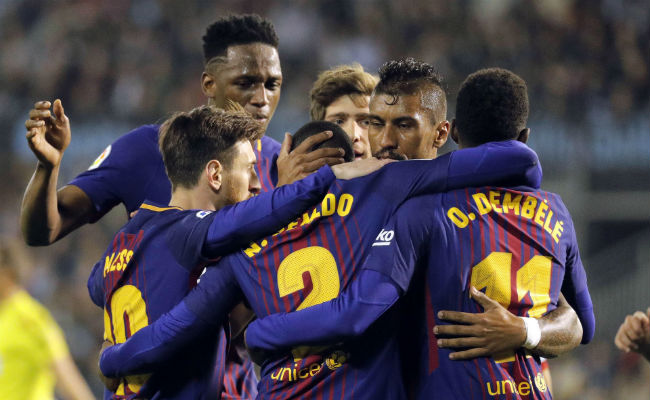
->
xmin=455 ymin=68 xmax=529 ymax=146
xmin=291 ymin=121 xmax=354 ymax=162
xmin=310 ymin=64 xmax=378 ymax=121
xmin=202 ymin=14 xmax=279 ymax=63
xmin=374 ymin=58 xmax=446 ymax=121
xmin=159 ymin=106 xmax=263 ymax=190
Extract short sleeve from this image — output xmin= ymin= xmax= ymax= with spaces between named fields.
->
xmin=68 ymin=125 xmax=169 ymax=219
xmin=362 ymin=196 xmax=436 ymax=293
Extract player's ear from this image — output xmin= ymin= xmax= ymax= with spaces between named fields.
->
xmin=201 ymin=71 xmax=217 ymax=100
xmin=206 ymin=160 xmax=223 ymax=191
xmin=517 ymin=128 xmax=530 ymax=144
xmin=450 ymin=119 xmax=459 ymax=145
xmin=433 ymin=120 xmax=450 ymax=149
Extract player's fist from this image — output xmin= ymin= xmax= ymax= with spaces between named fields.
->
xmin=614 ymin=308 xmax=650 ymax=361
xmin=25 ymin=99 xmax=71 ymax=169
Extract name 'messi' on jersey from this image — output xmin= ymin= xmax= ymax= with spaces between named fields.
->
xmin=244 ymin=192 xmax=354 ymax=258
xmin=446 ymin=190 xmax=565 ymax=244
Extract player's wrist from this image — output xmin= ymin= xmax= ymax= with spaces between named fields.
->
xmin=520 ymin=317 xmax=541 ymax=349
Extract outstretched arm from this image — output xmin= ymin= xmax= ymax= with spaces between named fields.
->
xmin=99 ymin=261 xmax=240 ymax=377
xmin=245 ymin=269 xmax=399 ymax=354
xmin=202 ymin=158 xmax=389 ymax=257
xmin=435 ymin=289 xmax=582 ymax=359
xmin=390 ymin=140 xmax=543 ymax=200
xmin=21 ymin=100 xmax=98 ymax=245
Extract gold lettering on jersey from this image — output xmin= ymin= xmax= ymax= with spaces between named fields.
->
xmin=269 ymin=350 xmax=348 ymax=382
xmin=103 ymin=249 xmax=134 ymax=277
xmin=448 ymin=192 xmax=565 ymax=243
xmin=486 ymin=373 xmax=547 ymax=396
xmin=243 ymin=193 xmax=355 ymax=258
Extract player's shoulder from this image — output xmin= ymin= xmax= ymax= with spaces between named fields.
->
xmin=395 ymin=194 xmax=443 ymax=224
xmin=260 ymin=135 xmax=281 ymax=155
xmin=113 ymin=124 xmax=159 ymax=146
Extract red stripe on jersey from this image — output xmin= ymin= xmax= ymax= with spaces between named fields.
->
xmin=425 ymin=281 xmax=439 ymax=373
xmin=472 ymin=359 xmax=488 ymax=400
xmin=261 ymin=241 xmax=283 ymax=313
xmin=251 ymin=256 xmax=272 ymax=316
xmin=325 ymin=216 xmax=347 ymax=285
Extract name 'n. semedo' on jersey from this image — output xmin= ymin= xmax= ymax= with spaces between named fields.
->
xmin=244 ymin=192 xmax=354 ymax=258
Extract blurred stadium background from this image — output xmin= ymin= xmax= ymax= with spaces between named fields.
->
xmin=0 ymin=0 xmax=648 ymax=398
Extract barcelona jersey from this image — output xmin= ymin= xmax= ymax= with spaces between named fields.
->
xmin=88 ymin=165 xmax=337 ymax=399
xmin=363 ymin=186 xmax=591 ymax=400
xmin=72 ymin=124 xmax=280 ymax=397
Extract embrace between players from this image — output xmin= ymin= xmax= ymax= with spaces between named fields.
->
xmin=22 ymin=14 xmax=594 ymax=400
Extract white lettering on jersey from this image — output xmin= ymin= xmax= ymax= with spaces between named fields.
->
xmin=372 ymin=229 xmax=394 ymax=246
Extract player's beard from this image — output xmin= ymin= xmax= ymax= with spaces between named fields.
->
xmin=373 ymin=149 xmax=407 ymax=161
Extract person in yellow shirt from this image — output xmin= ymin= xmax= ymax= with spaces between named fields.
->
xmin=0 ymin=240 xmax=94 ymax=400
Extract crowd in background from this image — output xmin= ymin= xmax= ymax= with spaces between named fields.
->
xmin=0 ymin=0 xmax=648 ymax=397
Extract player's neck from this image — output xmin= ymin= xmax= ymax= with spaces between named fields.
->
xmin=169 ymin=188 xmax=217 ymax=211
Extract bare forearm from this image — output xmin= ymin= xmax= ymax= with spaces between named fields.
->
xmin=21 ymin=163 xmax=63 ymax=245
xmin=54 ymin=357 xmax=95 ymax=400
xmin=21 ymin=163 xmax=93 ymax=245
xmin=534 ymin=303 xmax=582 ymax=358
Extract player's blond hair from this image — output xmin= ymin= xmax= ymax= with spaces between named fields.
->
xmin=310 ymin=64 xmax=378 ymax=121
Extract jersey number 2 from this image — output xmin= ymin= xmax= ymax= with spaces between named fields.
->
xmin=276 ymin=246 xmax=341 ymax=360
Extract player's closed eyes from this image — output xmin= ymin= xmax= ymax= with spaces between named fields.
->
xmin=265 ymin=81 xmax=281 ymax=90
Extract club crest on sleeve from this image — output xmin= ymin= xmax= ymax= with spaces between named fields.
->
xmin=88 ymin=145 xmax=112 ymax=170
xmin=195 ymin=210 xmax=212 ymax=219
xmin=372 ymin=229 xmax=394 ymax=246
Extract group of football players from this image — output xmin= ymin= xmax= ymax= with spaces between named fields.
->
xmin=21 ymin=13 xmax=597 ymax=400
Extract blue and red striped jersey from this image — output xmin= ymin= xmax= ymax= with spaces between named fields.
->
xmin=88 ymin=203 xmax=227 ymax=400
xmin=363 ymin=186 xmax=591 ymax=400
xmin=72 ymin=124 xmax=280 ymax=397
xmin=88 ymin=166 xmax=337 ymax=399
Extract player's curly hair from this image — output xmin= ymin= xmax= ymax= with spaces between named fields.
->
xmin=455 ymin=68 xmax=529 ymax=146
xmin=374 ymin=58 xmax=447 ymax=122
xmin=159 ymin=106 xmax=263 ymax=190
xmin=310 ymin=64 xmax=378 ymax=121
xmin=202 ymin=14 xmax=279 ymax=63
xmin=375 ymin=58 xmax=444 ymax=96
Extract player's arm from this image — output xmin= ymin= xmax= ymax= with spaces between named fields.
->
xmin=560 ymin=218 xmax=595 ymax=344
xmin=99 ymin=259 xmax=242 ymax=377
xmin=392 ymin=140 xmax=542 ymax=199
xmin=21 ymin=100 xmax=99 ymax=245
xmin=53 ymin=355 xmax=95 ymax=400
xmin=435 ymin=291 xmax=583 ymax=359
xmin=201 ymin=158 xmax=389 ymax=257
xmin=246 ymin=199 xmax=427 ymax=354
xmin=245 ymin=269 xmax=401 ymax=354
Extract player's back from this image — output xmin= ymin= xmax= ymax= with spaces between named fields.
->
xmin=88 ymin=202 xmax=222 ymax=399
xmin=401 ymin=186 xmax=585 ymax=400
xmin=232 ymin=170 xmax=417 ymax=400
